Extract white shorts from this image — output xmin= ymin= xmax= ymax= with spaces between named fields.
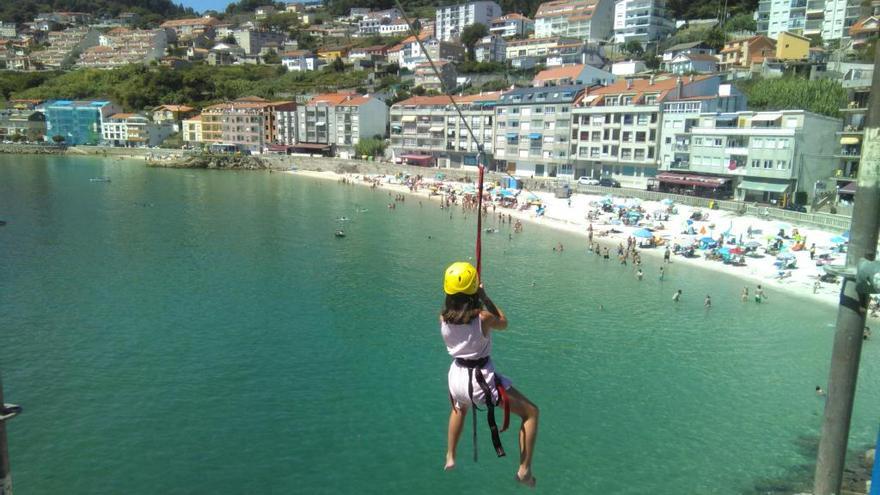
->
xmin=447 ymin=358 xmax=512 ymax=410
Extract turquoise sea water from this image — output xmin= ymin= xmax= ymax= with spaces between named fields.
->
xmin=1 ymin=155 xmax=878 ymax=494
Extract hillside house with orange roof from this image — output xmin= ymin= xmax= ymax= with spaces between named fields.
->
xmin=534 ymin=0 xmax=614 ymax=41
xmin=849 ymin=16 xmax=879 ymax=49
xmin=389 ymin=92 xmax=502 ymax=167
xmin=160 ymin=17 xmax=220 ymax=42
xmin=718 ymin=35 xmax=776 ymax=72
xmin=296 ymin=93 xmax=388 ymax=156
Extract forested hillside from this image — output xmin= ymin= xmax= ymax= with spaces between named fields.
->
xmin=0 ymin=0 xmax=194 ymax=25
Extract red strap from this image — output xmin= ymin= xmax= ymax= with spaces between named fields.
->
xmin=497 ymin=385 xmax=510 ymax=433
xmin=476 ymin=164 xmax=485 ymax=274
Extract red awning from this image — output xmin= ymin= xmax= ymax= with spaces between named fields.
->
xmin=400 ymin=153 xmax=433 ymax=161
xmin=267 ymin=144 xmax=292 ymax=152
xmin=839 ymin=181 xmax=857 ymax=194
xmin=657 ymin=172 xmax=729 ymax=188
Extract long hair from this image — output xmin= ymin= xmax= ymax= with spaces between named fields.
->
xmin=441 ymin=292 xmax=482 ymax=325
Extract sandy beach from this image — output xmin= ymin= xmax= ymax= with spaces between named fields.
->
xmin=288 ymin=169 xmax=865 ymax=310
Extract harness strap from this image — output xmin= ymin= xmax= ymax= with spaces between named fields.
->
xmin=455 ymin=357 xmax=506 ymax=460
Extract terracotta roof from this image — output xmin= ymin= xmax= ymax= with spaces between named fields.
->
xmin=185 ymin=114 xmax=203 ymax=121
xmin=109 ymin=113 xmax=137 ymax=119
xmin=154 ymin=104 xmax=194 ymax=112
xmin=282 ymin=50 xmax=314 ymax=57
xmin=306 ymin=92 xmax=377 ymax=106
xmin=534 ymin=64 xmax=586 ymax=81
xmin=535 ymin=0 xmax=598 ymax=20
xmin=849 ymin=16 xmax=879 ymax=35
xmin=492 ymin=13 xmax=531 ymax=22
xmin=393 ymin=91 xmax=502 ymax=107
xmin=578 ymin=75 xmax=713 ymax=106
xmin=160 ymin=17 xmax=220 ymax=28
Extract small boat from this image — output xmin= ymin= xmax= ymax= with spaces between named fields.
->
xmin=337 ymin=216 xmax=350 ymax=222
xmin=89 ymin=177 xmax=111 ymax=183
xmin=335 ymin=230 xmax=346 ymax=238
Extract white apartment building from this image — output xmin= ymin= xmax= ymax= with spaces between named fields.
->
xmin=489 ymin=13 xmax=535 ymax=38
xmin=534 ymin=0 xmax=615 ymax=41
xmin=657 ymin=110 xmax=841 ymax=203
xmin=493 ymin=84 xmax=588 ymax=178
xmin=612 ymin=0 xmax=675 ymax=43
xmin=571 ymin=75 xmax=744 ymax=188
xmin=475 ymin=34 xmax=507 ymax=62
xmin=296 ymin=93 xmax=388 ymax=154
xmin=102 ymin=113 xmax=174 ymax=147
xmin=435 ymin=1 xmax=502 ymax=42
xmin=357 ymin=8 xmax=402 ymax=36
xmin=389 ymin=92 xmax=500 ymax=168
xmin=756 ymin=0 xmax=862 ymax=41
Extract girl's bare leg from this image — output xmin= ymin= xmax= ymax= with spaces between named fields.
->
xmin=445 ymin=405 xmax=467 ymax=470
xmin=504 ymin=387 xmax=539 ymax=486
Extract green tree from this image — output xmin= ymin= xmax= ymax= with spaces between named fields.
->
xmin=460 ymin=23 xmax=489 ymax=62
xmin=723 ymin=13 xmax=757 ymax=33
xmin=735 ymin=77 xmax=847 ymax=117
xmin=703 ymin=27 xmax=728 ymax=51
xmin=330 ymin=56 xmax=345 ymax=72
xmin=262 ymin=49 xmax=281 ymax=64
xmin=622 ymin=40 xmax=644 ymax=58
xmin=355 ymin=137 xmax=386 ymax=158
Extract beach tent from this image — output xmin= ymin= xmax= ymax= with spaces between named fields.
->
xmin=830 ymin=235 xmax=848 ymax=244
xmin=633 ymin=229 xmax=653 ymax=238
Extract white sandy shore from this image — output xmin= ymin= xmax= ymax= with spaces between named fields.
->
xmin=288 ymin=169 xmax=862 ymax=309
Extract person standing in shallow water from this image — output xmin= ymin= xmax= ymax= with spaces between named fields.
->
xmin=755 ymin=285 xmax=766 ymax=303
xmin=741 ymin=287 xmax=749 ymax=302
xmin=673 ymin=289 xmax=682 ymax=302
xmin=439 ymin=262 xmax=539 ymax=487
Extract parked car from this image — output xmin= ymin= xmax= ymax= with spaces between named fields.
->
xmin=783 ymin=202 xmax=807 ymax=213
xmin=599 ymin=178 xmax=621 ymax=188
xmin=577 ymin=176 xmax=600 ymax=186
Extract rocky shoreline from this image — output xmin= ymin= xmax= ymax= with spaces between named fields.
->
xmin=146 ymin=154 xmax=270 ymax=170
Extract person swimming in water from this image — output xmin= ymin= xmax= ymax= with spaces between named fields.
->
xmin=439 ymin=262 xmax=539 ymax=486
xmin=672 ymin=289 xmax=682 ymax=302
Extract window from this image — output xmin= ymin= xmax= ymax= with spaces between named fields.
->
xmin=751 ymin=159 xmax=760 ymax=168
xmin=636 ymin=131 xmax=646 ymax=142
xmin=763 ymin=159 xmax=773 ymax=169
xmin=637 ymin=114 xmax=649 ymax=125
xmin=694 ymin=137 xmax=703 ymax=145
xmin=621 ymin=96 xmax=633 ymax=105
xmin=623 ymin=114 xmax=634 ymax=125
xmin=777 ymin=160 xmax=789 ymax=169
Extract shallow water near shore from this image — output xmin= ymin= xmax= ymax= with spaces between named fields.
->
xmin=1 ymin=155 xmax=878 ymax=494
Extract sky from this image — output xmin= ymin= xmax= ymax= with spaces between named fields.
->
xmin=178 ymin=0 xmax=236 ymax=13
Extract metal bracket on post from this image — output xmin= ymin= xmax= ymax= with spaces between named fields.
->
xmin=0 ymin=405 xmax=21 ymax=422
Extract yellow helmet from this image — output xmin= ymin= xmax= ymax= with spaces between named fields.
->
xmin=444 ymin=262 xmax=479 ymax=295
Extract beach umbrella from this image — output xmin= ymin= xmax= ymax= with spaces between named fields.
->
xmin=830 ymin=235 xmax=847 ymax=244
xmin=842 ymin=231 xmax=850 ymax=240
xmin=776 ymin=252 xmax=796 ymax=260
xmin=744 ymin=241 xmax=762 ymax=249
xmin=686 ymin=219 xmax=694 ymax=225
xmin=661 ymin=198 xmax=674 ymax=206
xmin=633 ymin=229 xmax=653 ymax=238
xmin=729 ymin=247 xmax=745 ymax=255
xmin=718 ymin=247 xmax=731 ymax=255
xmin=700 ymin=236 xmax=715 ymax=243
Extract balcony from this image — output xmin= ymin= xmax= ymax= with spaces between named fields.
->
xmin=725 ymin=146 xmax=749 ymax=155
xmin=669 ymin=160 xmax=689 ymax=170
xmin=673 ymin=144 xmax=689 ymax=152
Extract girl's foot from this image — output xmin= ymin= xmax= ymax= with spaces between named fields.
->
xmin=444 ymin=454 xmax=456 ymax=471
xmin=515 ymin=470 xmax=536 ymax=487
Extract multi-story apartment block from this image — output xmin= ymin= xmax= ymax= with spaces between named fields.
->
xmin=571 ymin=75 xmax=745 ymax=188
xmin=435 ymin=1 xmax=503 ymax=42
xmin=77 ymin=28 xmax=168 ymax=68
xmin=102 ymin=113 xmax=174 ymax=147
xmin=379 ymin=19 xmax=411 ymax=35
xmin=43 ymin=100 xmax=121 ymax=145
xmin=612 ymin=0 xmax=675 ymax=43
xmin=0 ymin=100 xmax=46 ymax=142
xmin=475 ymin=34 xmax=507 ymax=62
xmin=390 ymin=92 xmax=500 ymax=168
xmin=489 ymin=13 xmax=535 ymax=38
xmin=296 ymin=93 xmax=388 ymax=155
xmin=657 ymin=110 xmax=840 ymax=203
xmin=414 ymin=60 xmax=458 ymax=91
xmin=0 ymin=22 xmax=18 ymax=38
xmin=357 ymin=8 xmax=402 ymax=35
xmin=31 ymin=27 xmax=98 ymax=69
xmin=718 ymin=35 xmax=776 ymax=71
xmin=160 ymin=17 xmax=220 ymax=43
xmin=182 ymin=115 xmax=204 ymax=145
xmin=756 ymin=0 xmax=862 ymax=41
xmin=233 ymin=29 xmax=287 ymax=56
xmin=493 ymin=85 xmax=588 ymax=178
xmin=200 ymin=99 xmax=297 ymax=153
xmin=504 ymin=36 xmax=580 ymax=68
xmin=831 ymin=75 xmax=870 ymax=203
xmin=534 ymin=0 xmax=614 ymax=41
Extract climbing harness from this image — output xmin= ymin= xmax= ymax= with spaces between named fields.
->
xmin=455 ymin=356 xmax=510 ymax=461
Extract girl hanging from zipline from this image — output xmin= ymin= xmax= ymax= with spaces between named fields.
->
xmin=440 ymin=261 xmax=539 ymax=487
